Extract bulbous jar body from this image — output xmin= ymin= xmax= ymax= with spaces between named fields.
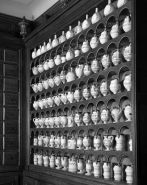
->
xmin=100 ymin=81 xmax=108 ymax=96
xmin=75 ymin=64 xmax=84 ymax=78
xmin=124 ymin=104 xmax=132 ymax=121
xmin=49 ymin=155 xmax=55 ymax=168
xmin=83 ymin=112 xmax=90 ymax=125
xmin=85 ymin=160 xmax=92 ymax=175
xmin=122 ymin=16 xmax=131 ymax=32
xmin=67 ymin=114 xmax=74 ymax=127
xmin=91 ymin=8 xmax=101 ymax=24
xmin=43 ymin=61 xmax=49 ymax=71
xmin=101 ymin=54 xmax=111 ymax=70
xmin=90 ymin=34 xmax=99 ymax=49
xmin=103 ymin=135 xmax=114 ymax=151
xmin=81 ymin=40 xmax=90 ymax=53
xmin=38 ymin=64 xmax=44 ymax=73
xmin=91 ymin=59 xmax=100 ymax=73
xmin=37 ymin=82 xmax=44 ymax=92
xmin=36 ymin=46 xmax=41 ymax=56
xmin=52 ymin=35 xmax=59 ymax=48
xmin=47 ymin=77 xmax=55 ymax=89
xmin=55 ymin=136 xmax=61 ymax=148
xmin=54 ymin=116 xmax=60 ymax=128
xmin=33 ymin=100 xmax=39 ymax=110
xmin=91 ymin=110 xmax=100 ymax=125
xmin=99 ymin=29 xmax=109 ymax=44
xmin=66 ymin=26 xmax=74 ymax=40
xmin=68 ymin=156 xmax=77 ymax=173
xmin=123 ymin=74 xmax=131 ymax=91
xmin=90 ymin=84 xmax=99 ymax=98
xmin=111 ymin=49 xmax=122 ymax=66
xmin=83 ymin=136 xmax=91 ymax=150
xmin=125 ymin=166 xmax=133 ymax=184
xmin=82 ymin=86 xmax=90 ymax=100
xmin=46 ymin=39 xmax=52 ymax=50
xmin=34 ymin=153 xmax=38 ymax=165
xmin=48 ymin=58 xmax=55 ymax=68
xmin=61 ymin=136 xmax=67 ymax=148
xmin=93 ymin=161 xmax=101 ymax=177
xmin=111 ymin=107 xmax=121 ymax=123
xmin=43 ymin=135 xmax=50 ymax=147
xmin=101 ymin=108 xmax=110 ymax=124
xmin=38 ymin=134 xmax=43 ymax=146
xmin=41 ymin=42 xmax=47 ymax=54
xmin=83 ymin=64 xmax=91 ymax=76
xmin=60 ymin=71 xmax=66 ymax=84
xmin=61 ymin=157 xmax=68 ymax=171
xmin=59 ymin=31 xmax=66 ymax=44
xmin=122 ymin=43 xmax=132 ymax=62
xmin=33 ymin=136 xmax=38 ymax=146
xmin=117 ymin=0 xmax=128 ymax=8
xmin=54 ymin=55 xmax=62 ymax=66
xmin=60 ymin=116 xmax=67 ymax=128
xmin=74 ymin=89 xmax=81 ymax=102
xmin=68 ymin=137 xmax=77 ymax=150
xmin=67 ymin=91 xmax=74 ymax=104
xmin=60 ymin=93 xmax=68 ymax=105
xmin=82 ymin=14 xmax=91 ymax=30
xmin=110 ymin=78 xmax=120 ymax=94
xmin=33 ymin=118 xmax=39 ymax=128
xmin=49 ymin=135 xmax=55 ymax=147
xmin=49 ymin=117 xmax=55 ymax=128
xmin=38 ymin=153 xmax=43 ymax=166
xmin=115 ymin=134 xmax=125 ymax=151
xmin=32 ymin=66 xmax=38 ymax=75
xmin=113 ymin=165 xmax=122 ymax=182
xmin=66 ymin=48 xmax=74 ymax=61
xmin=104 ymin=0 xmax=115 ymax=16
xmin=38 ymin=99 xmax=44 ymax=109
xmin=76 ymin=21 xmax=82 ymax=34
xmin=74 ymin=113 xmax=82 ymax=126
xmin=44 ymin=117 xmax=50 ymax=128
xmin=31 ymin=84 xmax=38 ymax=93
xmin=54 ymin=75 xmax=61 ymax=86
xmin=110 ymin=22 xmax=120 ymax=39
xmin=66 ymin=68 xmax=76 ymax=82
xmin=32 ymin=48 xmax=36 ymax=59
xmin=43 ymin=155 xmax=49 ymax=167
xmin=93 ymin=135 xmax=101 ymax=150
xmin=42 ymin=79 xmax=49 ymax=90
xmin=103 ymin=162 xmax=111 ymax=179
xmin=77 ymin=137 xmax=83 ymax=149
xmin=53 ymin=95 xmax=61 ymax=106
xmin=47 ymin=97 xmax=54 ymax=107
xmin=77 ymin=159 xmax=84 ymax=174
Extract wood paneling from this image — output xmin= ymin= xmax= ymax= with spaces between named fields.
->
xmin=0 ymin=136 xmax=3 ymax=150
xmin=0 ymin=151 xmax=2 ymax=165
xmin=4 ymin=64 xmax=18 ymax=78
xmin=5 ymin=122 xmax=18 ymax=135
xmin=0 ymin=63 xmax=2 ymax=75
xmin=5 ymin=136 xmax=18 ymax=150
xmin=5 ymin=50 xmax=19 ymax=64
xmin=4 ymin=151 xmax=18 ymax=165
xmin=5 ymin=93 xmax=18 ymax=107
xmin=4 ymin=78 xmax=18 ymax=92
xmin=0 ymin=48 xmax=4 ymax=61
xmin=0 ymin=107 xmax=3 ymax=121
xmin=0 ymin=92 xmax=2 ymax=105
xmin=0 ymin=122 xmax=3 ymax=134
xmin=0 ymin=77 xmax=3 ymax=91
xmin=5 ymin=108 xmax=18 ymax=121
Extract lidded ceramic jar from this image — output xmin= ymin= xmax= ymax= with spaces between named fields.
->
xmin=49 ymin=154 xmax=55 ymax=168
xmin=48 ymin=58 xmax=55 ymax=68
xmin=115 ymin=134 xmax=125 ymax=151
xmin=104 ymin=0 xmax=115 ymax=16
xmin=59 ymin=31 xmax=66 ymax=44
xmin=93 ymin=161 xmax=101 ymax=177
xmin=103 ymin=135 xmax=114 ymax=151
xmin=125 ymin=165 xmax=133 ymax=184
xmin=32 ymin=48 xmax=37 ymax=59
xmin=41 ymin=42 xmax=47 ymax=54
xmin=54 ymin=114 xmax=61 ymax=128
xmin=38 ymin=151 xmax=43 ymax=166
xmin=44 ymin=117 xmax=50 ymax=128
xmin=77 ymin=136 xmax=83 ymax=150
xmin=82 ymin=85 xmax=90 ymax=100
xmin=38 ymin=99 xmax=44 ymax=109
xmin=122 ymin=43 xmax=132 ymax=62
xmin=49 ymin=134 xmax=55 ymax=147
xmin=61 ymin=135 xmax=67 ymax=148
xmin=75 ymin=64 xmax=84 ymax=78
xmin=33 ymin=117 xmax=39 ymax=128
xmin=61 ymin=52 xmax=66 ymax=63
xmin=43 ymin=60 xmax=49 ymax=71
xmin=83 ymin=63 xmax=91 ymax=76
xmin=124 ymin=104 xmax=132 ymax=121
xmin=100 ymin=107 xmax=110 ymax=124
xmin=91 ymin=107 xmax=100 ymax=125
xmin=113 ymin=164 xmax=122 ymax=182
xmin=129 ymin=135 xmax=132 ymax=151
xmin=33 ymin=100 xmax=39 ymax=110
xmin=74 ymin=43 xmax=81 ymax=57
xmin=123 ymin=73 xmax=132 ymax=91
xmin=91 ymin=8 xmax=101 ymax=24
xmin=111 ymin=106 xmax=121 ymax=123
xmin=110 ymin=20 xmax=120 ymax=39
xmin=60 ymin=70 xmax=66 ymax=84
xmin=55 ymin=156 xmax=62 ymax=169
xmin=99 ymin=27 xmax=109 ymax=44
xmin=66 ymin=47 xmax=74 ymax=61
xmin=68 ymin=136 xmax=77 ymax=149
xmin=100 ymin=80 xmax=108 ymax=96
xmin=37 ymin=45 xmax=41 ymax=56
xmin=81 ymin=39 xmax=90 ymax=53
xmin=74 ymin=88 xmax=81 ymax=102
xmin=93 ymin=135 xmax=101 ymax=150
xmin=54 ymin=54 xmax=62 ymax=65
xmin=117 ymin=0 xmax=128 ymax=8
xmin=34 ymin=152 xmax=38 ymax=165
xmin=43 ymin=151 xmax=49 ymax=167
xmin=90 ymin=82 xmax=99 ymax=98
xmin=42 ymin=79 xmax=49 ymax=90
xmin=55 ymin=134 xmax=61 ymax=148
xmin=31 ymin=83 xmax=38 ymax=93
xmin=66 ymin=25 xmax=74 ymax=39
xmin=38 ymin=132 xmax=43 ymax=146
xmin=60 ymin=92 xmax=68 ymax=105
xmin=37 ymin=63 xmax=44 ymax=73
xmin=47 ymin=96 xmax=54 ymax=107
xmin=54 ymin=74 xmax=61 ymax=86
xmin=82 ymin=14 xmax=91 ymax=30
xmin=53 ymin=94 xmax=61 ymax=106
xmin=91 ymin=58 xmax=100 ymax=73
xmin=76 ymin=21 xmax=83 ymax=35
xmin=111 ymin=48 xmax=122 ymax=66
xmin=68 ymin=156 xmax=77 ymax=173
xmin=43 ymin=132 xmax=50 ymax=147
xmin=90 ymin=33 xmax=99 ymax=49
xmin=83 ymin=135 xmax=92 ymax=150
xmin=101 ymin=53 xmax=111 ymax=70
xmin=61 ymin=156 xmax=68 ymax=171
xmin=67 ymin=91 xmax=74 ymax=104
xmin=67 ymin=112 xmax=74 ymax=127
xmin=49 ymin=116 xmax=55 ymax=128
xmin=60 ymin=113 xmax=67 ymax=128
xmin=109 ymin=77 xmax=120 ymax=94
xmin=52 ymin=35 xmax=59 ymax=48
xmin=77 ymin=158 xmax=84 ymax=174
xmin=122 ymin=15 xmax=131 ymax=33
xmin=85 ymin=159 xmax=93 ymax=176
xmin=74 ymin=111 xmax=82 ymax=126
xmin=83 ymin=111 xmax=91 ymax=125
xmin=33 ymin=134 xmax=38 ymax=146
xmin=37 ymin=82 xmax=44 ymax=92
xmin=38 ymin=117 xmax=45 ymax=128
xmin=32 ymin=66 xmax=38 ymax=76
xmin=66 ymin=68 xmax=76 ymax=82
xmin=47 ymin=38 xmax=52 ymax=51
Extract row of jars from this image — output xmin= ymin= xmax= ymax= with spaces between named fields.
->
xmin=31 ymin=42 xmax=131 ymax=78
xmin=33 ymin=133 xmax=132 ymax=152
xmin=31 ymin=65 xmax=131 ymax=95
xmin=33 ymin=103 xmax=132 ymax=128
xmin=32 ymin=74 xmax=131 ymax=110
xmin=31 ymin=0 xmax=131 ymax=59
xmin=33 ymin=152 xmax=133 ymax=183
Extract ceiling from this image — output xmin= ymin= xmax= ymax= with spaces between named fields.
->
xmin=0 ymin=0 xmax=59 ymax=20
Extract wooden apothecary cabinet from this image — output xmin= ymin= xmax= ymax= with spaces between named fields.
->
xmin=23 ymin=0 xmax=138 ymax=184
